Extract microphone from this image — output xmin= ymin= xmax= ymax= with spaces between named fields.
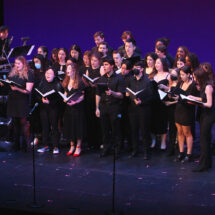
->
xmin=21 ymin=37 xmax=30 ymax=41
xmin=9 ymin=36 xmax=13 ymax=45
xmin=29 ymin=103 xmax=39 ymax=115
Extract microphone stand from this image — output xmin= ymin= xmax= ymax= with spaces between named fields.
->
xmin=27 ymin=104 xmax=42 ymax=208
xmin=105 ymin=117 xmax=123 ymax=215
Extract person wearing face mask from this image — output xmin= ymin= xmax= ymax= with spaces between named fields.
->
xmin=28 ymin=54 xmax=47 ymax=146
xmin=37 ymin=68 xmax=63 ymax=154
xmin=126 ymin=64 xmax=154 ymax=160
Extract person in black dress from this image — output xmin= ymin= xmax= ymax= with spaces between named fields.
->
xmin=62 ymin=63 xmax=85 ymax=156
xmin=83 ymin=52 xmax=102 ymax=150
xmin=52 ymin=48 xmax=68 ymax=81
xmin=6 ymin=56 xmax=34 ymax=151
xmin=37 ymin=68 xmax=63 ymax=154
xmin=151 ymin=57 xmax=169 ymax=150
xmin=95 ymin=57 xmax=125 ymax=158
xmin=174 ymin=66 xmax=198 ymax=162
xmin=190 ymin=68 xmax=215 ymax=172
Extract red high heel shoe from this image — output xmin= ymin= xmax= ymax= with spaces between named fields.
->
xmin=66 ymin=145 xmax=75 ymax=156
xmin=73 ymin=146 xmax=81 ymax=157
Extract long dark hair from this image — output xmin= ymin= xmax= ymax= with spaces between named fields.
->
xmin=194 ymin=67 xmax=214 ymax=91
xmin=155 ymin=57 xmax=169 ymax=73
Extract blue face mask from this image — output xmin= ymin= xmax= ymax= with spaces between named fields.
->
xmin=35 ymin=63 xmax=41 ymax=69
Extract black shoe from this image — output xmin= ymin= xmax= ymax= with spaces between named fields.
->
xmin=181 ymin=154 xmax=192 ymax=163
xmin=174 ymin=152 xmax=185 ymax=162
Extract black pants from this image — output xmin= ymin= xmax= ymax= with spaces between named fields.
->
xmin=40 ymin=105 xmax=59 ymax=148
xmin=12 ymin=117 xmax=29 ymax=150
xmin=129 ymin=105 xmax=151 ymax=153
xmin=198 ymin=110 xmax=215 ymax=169
xmin=100 ymin=104 xmax=122 ymax=153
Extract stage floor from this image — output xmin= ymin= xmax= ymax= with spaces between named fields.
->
xmin=0 ymin=143 xmax=215 ymax=215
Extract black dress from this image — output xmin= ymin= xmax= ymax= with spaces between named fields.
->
xmin=84 ymin=67 xmax=102 ymax=148
xmin=7 ymin=71 xmax=34 ymax=118
xmin=175 ymin=81 xmax=198 ymax=126
xmin=63 ymin=81 xmax=86 ymax=142
xmin=151 ymin=78 xmax=169 ymax=135
xmin=197 ymin=88 xmax=215 ymax=169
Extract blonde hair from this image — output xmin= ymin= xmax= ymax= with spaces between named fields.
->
xmin=9 ymin=56 xmax=29 ymax=79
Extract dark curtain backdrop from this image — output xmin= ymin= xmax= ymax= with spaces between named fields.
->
xmin=3 ymin=0 xmax=215 ymax=68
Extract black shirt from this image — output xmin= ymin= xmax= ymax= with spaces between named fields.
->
xmin=37 ymin=78 xmax=63 ymax=107
xmin=7 ymin=70 xmax=34 ymax=117
xmin=96 ymin=71 xmax=125 ymax=106
xmin=128 ymin=75 xmax=154 ymax=106
xmin=52 ymin=62 xmax=66 ymax=81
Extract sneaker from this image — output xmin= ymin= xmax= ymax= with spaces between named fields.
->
xmin=53 ymin=148 xmax=60 ymax=154
xmin=37 ymin=147 xmax=49 ymax=153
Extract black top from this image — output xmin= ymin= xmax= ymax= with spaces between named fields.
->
xmin=174 ymin=80 xmax=199 ymax=126
xmin=200 ymin=85 xmax=215 ymax=114
xmin=123 ymin=53 xmax=141 ymax=67
xmin=128 ymin=75 xmax=155 ymax=107
xmin=37 ymin=78 xmax=63 ymax=107
xmin=96 ymin=72 xmax=125 ymax=106
xmin=52 ymin=62 xmax=66 ymax=81
xmin=7 ymin=71 xmax=34 ymax=118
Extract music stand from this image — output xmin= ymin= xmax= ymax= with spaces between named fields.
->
xmin=8 ymin=44 xmax=35 ymax=59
